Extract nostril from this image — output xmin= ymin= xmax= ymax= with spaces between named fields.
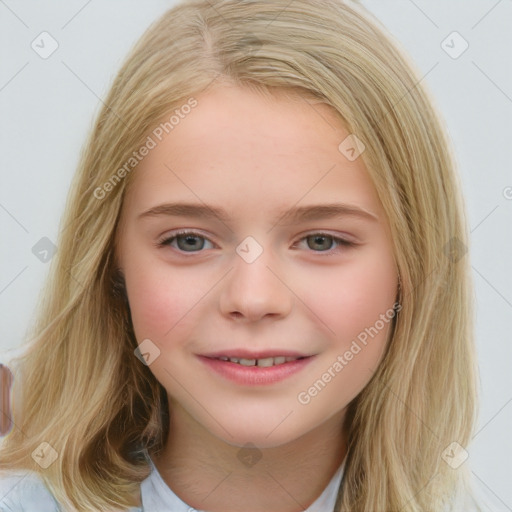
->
xmin=0 ymin=363 xmax=14 ymax=436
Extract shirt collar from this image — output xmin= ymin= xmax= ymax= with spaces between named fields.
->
xmin=140 ymin=455 xmax=346 ymax=512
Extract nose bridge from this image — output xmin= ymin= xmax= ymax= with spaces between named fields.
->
xmin=219 ymin=236 xmax=292 ymax=321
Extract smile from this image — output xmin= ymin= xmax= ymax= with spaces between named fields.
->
xmin=215 ymin=356 xmax=305 ymax=367
xmin=198 ymin=354 xmax=315 ymax=386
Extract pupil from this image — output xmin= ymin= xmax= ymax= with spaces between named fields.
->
xmin=309 ymin=235 xmax=332 ymax=251
xmin=178 ymin=235 xmax=204 ymax=251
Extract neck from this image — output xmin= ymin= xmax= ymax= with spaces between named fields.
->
xmin=152 ymin=401 xmax=347 ymax=512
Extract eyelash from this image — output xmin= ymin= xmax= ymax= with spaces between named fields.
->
xmin=156 ymin=229 xmax=356 ymax=256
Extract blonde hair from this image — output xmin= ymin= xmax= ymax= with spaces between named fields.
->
xmin=0 ymin=0 xmax=480 ymax=510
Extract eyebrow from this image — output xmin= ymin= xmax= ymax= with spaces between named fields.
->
xmin=138 ymin=202 xmax=379 ymax=224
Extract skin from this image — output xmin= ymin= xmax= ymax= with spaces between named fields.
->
xmin=116 ymin=84 xmax=398 ymax=512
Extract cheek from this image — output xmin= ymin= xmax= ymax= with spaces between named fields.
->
xmin=295 ymin=249 xmax=397 ymax=402
xmin=124 ymin=262 xmax=201 ymax=343
xmin=303 ymin=256 xmax=397 ymax=341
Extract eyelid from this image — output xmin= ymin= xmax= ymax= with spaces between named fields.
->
xmin=295 ymin=229 xmax=359 ymax=245
xmin=156 ymin=229 xmax=217 ymax=249
xmin=156 ymin=229 xmax=358 ymax=255
xmin=291 ymin=231 xmax=358 ymax=256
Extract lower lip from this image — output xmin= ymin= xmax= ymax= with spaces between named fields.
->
xmin=197 ymin=356 xmax=315 ymax=386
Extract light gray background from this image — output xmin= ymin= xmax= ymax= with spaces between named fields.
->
xmin=1 ymin=0 xmax=511 ymax=508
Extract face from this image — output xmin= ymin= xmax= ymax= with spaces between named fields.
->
xmin=116 ymin=84 xmax=398 ymax=449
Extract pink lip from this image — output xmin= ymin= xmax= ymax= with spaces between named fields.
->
xmin=200 ymin=349 xmax=309 ymax=359
xmin=197 ymin=355 xmax=315 ymax=386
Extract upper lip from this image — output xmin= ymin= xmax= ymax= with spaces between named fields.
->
xmin=200 ymin=350 xmax=311 ymax=359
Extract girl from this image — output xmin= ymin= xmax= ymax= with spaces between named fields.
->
xmin=0 ymin=0 xmax=488 ymax=510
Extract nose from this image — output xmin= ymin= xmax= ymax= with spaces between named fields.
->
xmin=219 ymin=244 xmax=293 ymax=322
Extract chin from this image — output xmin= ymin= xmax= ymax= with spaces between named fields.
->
xmin=204 ymin=411 xmax=318 ymax=450
xmin=217 ymin=429 xmax=302 ymax=450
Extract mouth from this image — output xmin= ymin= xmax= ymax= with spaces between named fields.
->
xmin=211 ymin=355 xmax=307 ymax=367
xmin=197 ymin=350 xmax=315 ymax=386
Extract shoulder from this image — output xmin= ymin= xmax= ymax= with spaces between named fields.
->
xmin=0 ymin=469 xmax=143 ymax=512
xmin=0 ymin=469 xmax=61 ymax=512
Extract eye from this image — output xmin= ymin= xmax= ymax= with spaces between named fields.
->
xmin=157 ymin=230 xmax=215 ymax=252
xmin=157 ymin=230 xmax=356 ymax=255
xmin=294 ymin=233 xmax=356 ymax=254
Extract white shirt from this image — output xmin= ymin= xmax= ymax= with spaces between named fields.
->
xmin=0 ymin=456 xmax=345 ymax=512
xmin=0 ymin=455 xmax=504 ymax=511
xmin=140 ymin=456 xmax=345 ymax=512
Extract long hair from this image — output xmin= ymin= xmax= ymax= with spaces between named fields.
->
xmin=0 ymin=1 xmax=479 ymax=510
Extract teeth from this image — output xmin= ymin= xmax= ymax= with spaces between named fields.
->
xmin=239 ymin=358 xmax=256 ymax=366
xmin=218 ymin=356 xmax=302 ymax=367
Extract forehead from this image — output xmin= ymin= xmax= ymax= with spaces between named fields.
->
xmin=122 ymin=84 xmax=384 ymax=220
